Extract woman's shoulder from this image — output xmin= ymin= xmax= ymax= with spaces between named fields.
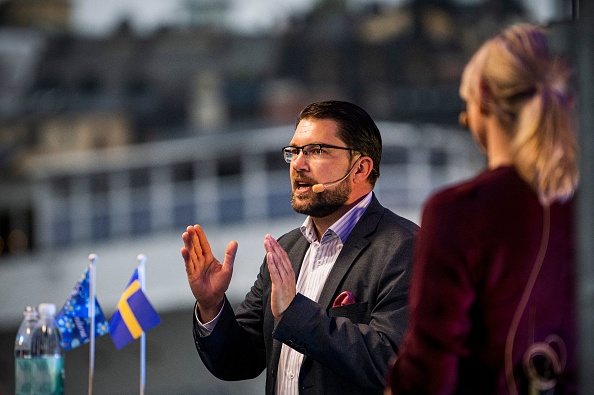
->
xmin=424 ymin=166 xmax=522 ymax=214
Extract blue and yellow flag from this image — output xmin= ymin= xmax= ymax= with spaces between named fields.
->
xmin=109 ymin=267 xmax=161 ymax=350
xmin=56 ymin=267 xmax=110 ymax=351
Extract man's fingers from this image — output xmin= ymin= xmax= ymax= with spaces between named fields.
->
xmin=264 ymin=237 xmax=282 ymax=281
xmin=267 ymin=236 xmax=290 ymax=263
xmin=180 ymin=247 xmax=195 ymax=276
xmin=267 ymin=252 xmax=281 ymax=283
xmin=264 ymin=234 xmax=282 ymax=253
xmin=264 ymin=235 xmax=286 ymax=263
xmin=182 ymin=229 xmax=194 ymax=256
xmin=265 ymin=235 xmax=294 ymax=281
xmin=189 ymin=225 xmax=204 ymax=258
xmin=182 ymin=228 xmax=199 ymax=272
xmin=194 ymin=225 xmax=214 ymax=259
xmin=182 ymin=226 xmax=201 ymax=268
xmin=223 ymin=241 xmax=238 ymax=274
xmin=181 ymin=247 xmax=190 ymax=262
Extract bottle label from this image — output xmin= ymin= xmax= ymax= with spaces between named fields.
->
xmin=15 ymin=357 xmax=33 ymax=395
xmin=29 ymin=356 xmax=64 ymax=395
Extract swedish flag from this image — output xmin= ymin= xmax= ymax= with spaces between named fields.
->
xmin=109 ymin=268 xmax=161 ymax=350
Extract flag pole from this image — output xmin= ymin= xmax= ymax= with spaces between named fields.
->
xmin=137 ymin=254 xmax=147 ymax=395
xmin=87 ymin=253 xmax=98 ymax=395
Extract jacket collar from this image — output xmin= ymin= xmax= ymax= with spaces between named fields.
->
xmin=286 ymin=193 xmax=384 ymax=309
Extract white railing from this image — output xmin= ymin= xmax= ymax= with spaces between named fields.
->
xmin=0 ymin=122 xmax=484 ymax=328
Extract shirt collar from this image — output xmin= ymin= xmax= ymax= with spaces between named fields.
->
xmin=300 ymin=192 xmax=373 ymax=244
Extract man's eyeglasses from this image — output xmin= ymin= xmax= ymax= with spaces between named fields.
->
xmin=282 ymin=144 xmax=359 ymax=164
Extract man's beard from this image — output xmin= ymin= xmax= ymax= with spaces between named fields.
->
xmin=291 ymin=178 xmax=351 ymax=218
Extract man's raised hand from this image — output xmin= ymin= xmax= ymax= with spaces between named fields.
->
xmin=181 ymin=224 xmax=237 ymax=322
xmin=264 ymin=234 xmax=296 ymax=320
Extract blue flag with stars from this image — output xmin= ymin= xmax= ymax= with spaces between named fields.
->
xmin=56 ymin=267 xmax=110 ymax=351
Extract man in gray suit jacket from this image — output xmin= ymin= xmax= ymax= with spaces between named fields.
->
xmin=181 ymin=100 xmax=418 ymax=394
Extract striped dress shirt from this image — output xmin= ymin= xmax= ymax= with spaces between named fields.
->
xmin=276 ymin=192 xmax=372 ymax=395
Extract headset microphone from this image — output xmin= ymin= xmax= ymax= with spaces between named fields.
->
xmin=311 ymin=183 xmax=326 ymax=193
xmin=311 ymin=157 xmax=361 ymax=193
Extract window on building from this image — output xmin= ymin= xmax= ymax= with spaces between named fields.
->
xmin=217 ymin=154 xmax=241 ymax=177
xmin=130 ymin=167 xmax=150 ymax=188
xmin=172 ymin=161 xmax=195 ymax=183
xmin=265 ymin=150 xmax=286 ymax=171
xmin=429 ymin=148 xmax=447 ymax=167
xmin=383 ymin=146 xmax=408 ymax=165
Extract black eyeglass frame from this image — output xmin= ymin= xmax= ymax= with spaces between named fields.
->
xmin=282 ymin=144 xmax=360 ymax=164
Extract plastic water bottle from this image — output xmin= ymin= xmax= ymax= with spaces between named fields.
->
xmin=15 ymin=306 xmax=39 ymax=395
xmin=30 ymin=303 xmax=65 ymax=395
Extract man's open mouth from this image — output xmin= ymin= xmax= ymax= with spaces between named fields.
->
xmin=294 ymin=180 xmax=314 ymax=194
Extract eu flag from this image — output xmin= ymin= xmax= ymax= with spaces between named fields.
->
xmin=109 ymin=268 xmax=161 ymax=350
xmin=56 ymin=268 xmax=110 ymax=351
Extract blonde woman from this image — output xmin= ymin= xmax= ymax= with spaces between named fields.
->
xmin=387 ymin=24 xmax=578 ymax=394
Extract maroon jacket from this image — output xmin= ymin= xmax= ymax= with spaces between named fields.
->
xmin=389 ymin=166 xmax=576 ymax=394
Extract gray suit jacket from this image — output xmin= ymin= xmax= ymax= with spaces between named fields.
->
xmin=193 ymin=194 xmax=418 ymax=394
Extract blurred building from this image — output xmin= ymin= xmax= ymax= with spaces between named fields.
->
xmin=0 ymin=0 xmax=526 ymax=259
xmin=0 ymin=0 xmax=71 ymax=32
xmin=0 ymin=0 xmax=536 ymax=393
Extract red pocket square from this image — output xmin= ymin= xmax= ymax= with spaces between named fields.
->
xmin=332 ymin=291 xmax=356 ymax=308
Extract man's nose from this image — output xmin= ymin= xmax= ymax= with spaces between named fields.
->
xmin=291 ymin=150 xmax=309 ymax=170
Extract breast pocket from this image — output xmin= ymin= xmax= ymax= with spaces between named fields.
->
xmin=328 ymin=302 xmax=370 ymax=324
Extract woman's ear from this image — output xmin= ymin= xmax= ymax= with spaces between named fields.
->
xmin=479 ymin=78 xmax=492 ymax=115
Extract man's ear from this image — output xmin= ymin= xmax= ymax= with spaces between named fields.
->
xmin=354 ymin=156 xmax=373 ymax=183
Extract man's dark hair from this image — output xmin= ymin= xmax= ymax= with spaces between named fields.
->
xmin=297 ymin=100 xmax=382 ymax=185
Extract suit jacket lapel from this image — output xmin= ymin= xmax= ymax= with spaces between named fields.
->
xmin=271 ymin=195 xmax=384 ymax=366
xmin=288 ymin=235 xmax=309 ymax=277
xmin=317 ymin=194 xmax=383 ymax=310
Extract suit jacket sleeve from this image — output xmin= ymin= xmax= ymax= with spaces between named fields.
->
xmin=273 ymin=198 xmax=417 ymax=391
xmin=193 ymin=258 xmax=270 ymax=381
xmin=192 ymin=196 xmax=418 ymax=392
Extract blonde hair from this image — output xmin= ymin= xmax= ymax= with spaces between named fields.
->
xmin=460 ymin=23 xmax=579 ymax=205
